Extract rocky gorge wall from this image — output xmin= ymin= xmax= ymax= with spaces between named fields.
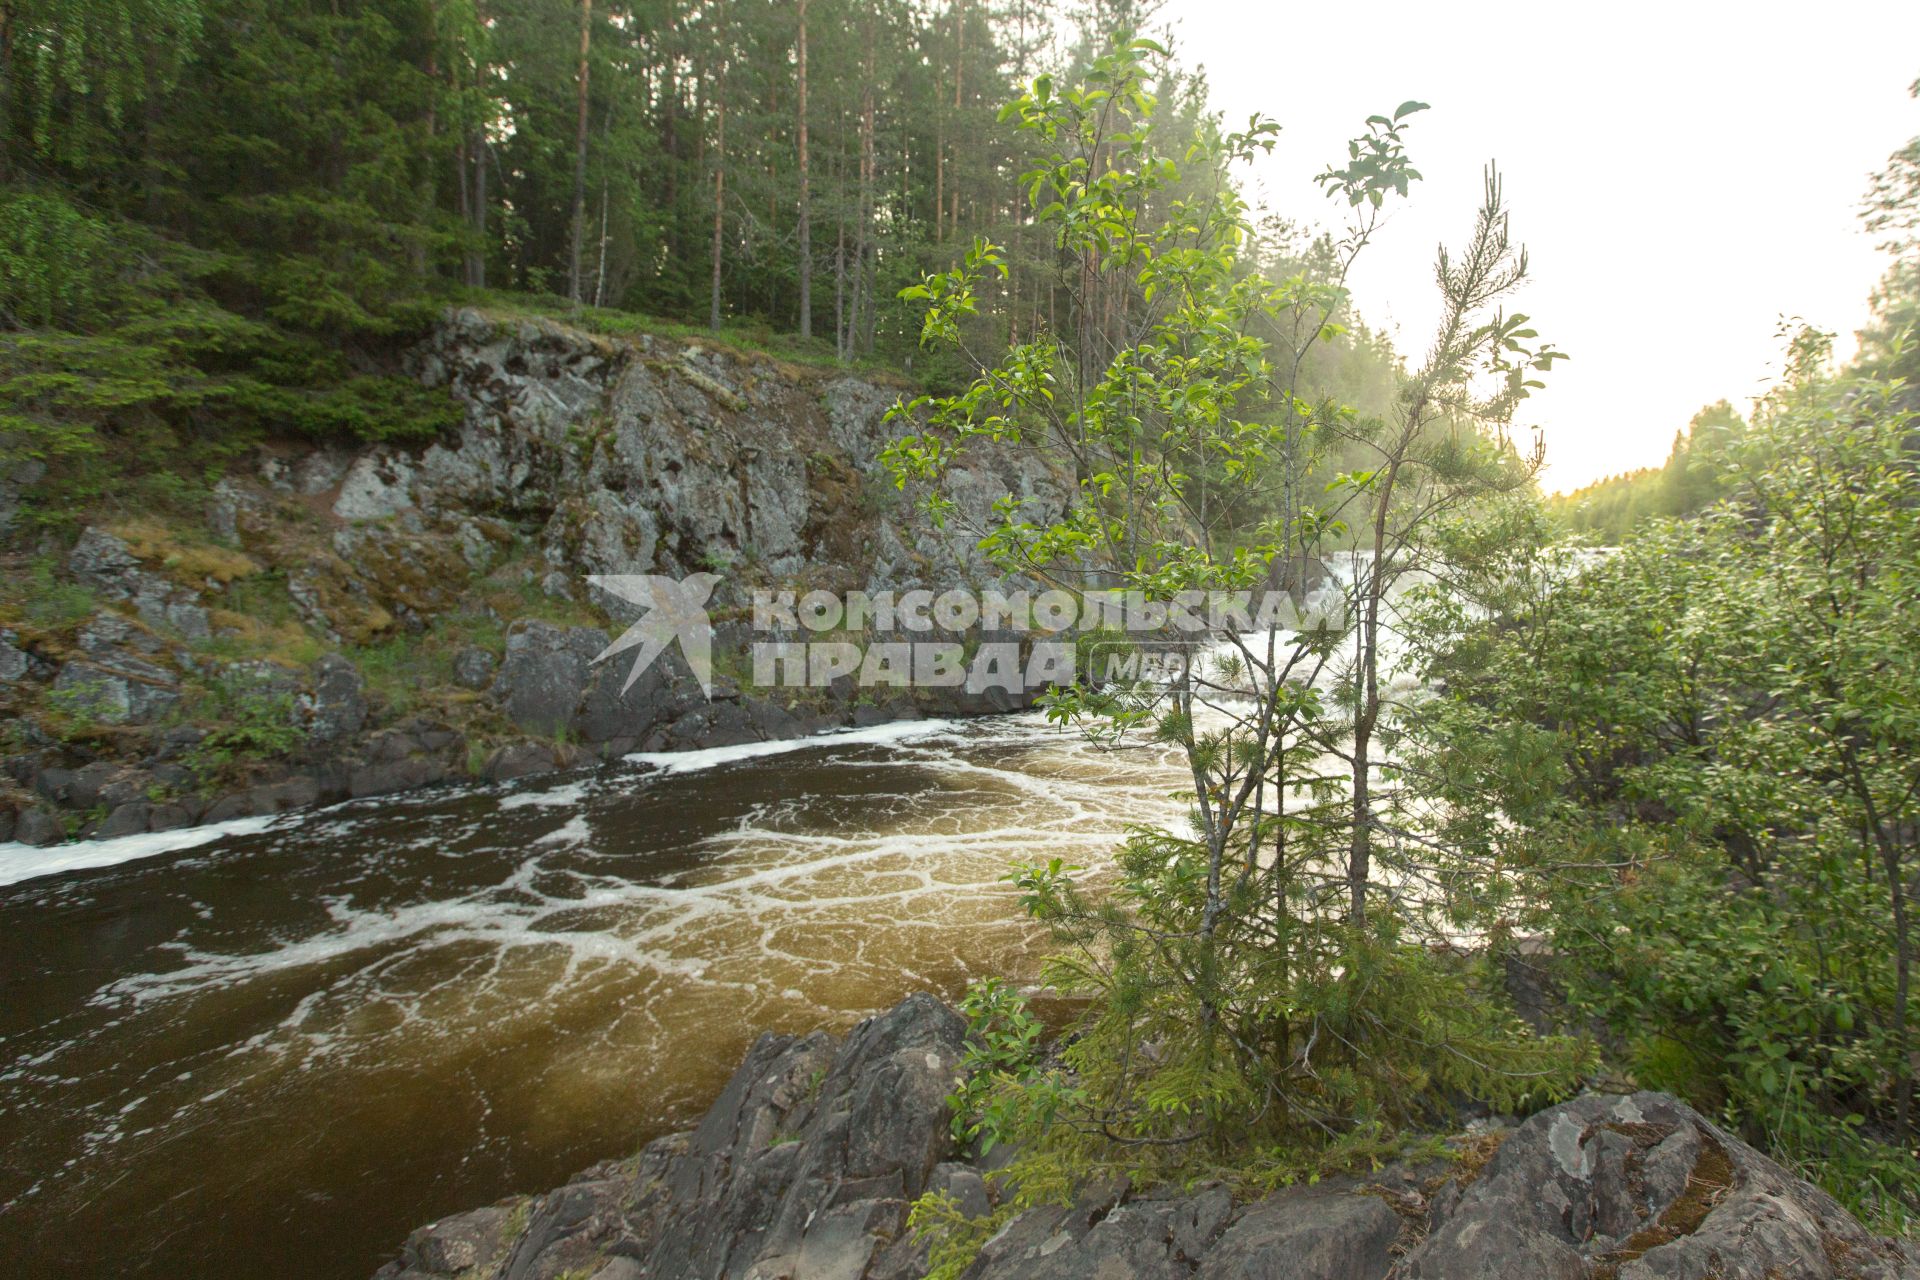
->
xmin=0 ymin=309 xmax=1070 ymax=847
xmin=373 ymin=993 xmax=1920 ymax=1280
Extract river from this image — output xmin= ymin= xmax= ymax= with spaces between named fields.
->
xmin=0 ymin=715 xmax=1188 ymax=1279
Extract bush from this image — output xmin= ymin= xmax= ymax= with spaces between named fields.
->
xmin=186 ymin=670 xmax=302 ymax=781
xmin=1415 ymin=352 xmax=1920 ymax=1230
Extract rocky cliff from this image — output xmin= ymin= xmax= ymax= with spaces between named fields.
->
xmin=0 ymin=310 xmax=1068 ymax=847
xmin=374 ymin=993 xmax=1920 ymax=1280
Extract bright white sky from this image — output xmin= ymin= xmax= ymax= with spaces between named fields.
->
xmin=1170 ymin=1 xmax=1920 ymax=491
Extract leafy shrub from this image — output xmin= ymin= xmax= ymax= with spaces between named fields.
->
xmin=947 ymin=978 xmax=1048 ymax=1152
xmin=187 ymin=670 xmax=302 ymax=781
xmin=1416 ymin=353 xmax=1920 ymax=1230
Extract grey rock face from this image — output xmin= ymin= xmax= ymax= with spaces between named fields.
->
xmin=382 ymin=1200 xmax=527 ymax=1280
xmin=492 ymin=621 xmax=608 ymax=737
xmin=451 ymin=645 xmax=497 ymax=690
xmin=373 ymin=1015 xmax=1920 ymax=1280
xmin=0 ymin=630 xmax=31 ymax=683
xmin=1400 ymin=1091 xmax=1920 ymax=1280
xmin=66 ymin=528 xmax=211 ymax=641
xmin=1191 ymin=1187 xmax=1399 ymax=1280
xmin=130 ymin=579 xmax=210 ymax=639
xmin=957 ymin=1184 xmax=1203 ymax=1280
xmin=52 ymin=657 xmax=180 ymax=725
xmin=303 ymin=655 xmax=368 ymax=745
xmin=334 ymin=452 xmax=419 ymax=521
xmin=375 ymin=993 xmax=967 ymax=1280
xmin=67 ymin=526 xmax=141 ymax=584
xmin=407 ymin=309 xmax=1064 ymax=602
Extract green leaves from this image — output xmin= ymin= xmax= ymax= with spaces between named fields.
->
xmin=1317 ymin=106 xmax=1427 ymax=208
xmin=1418 ymin=359 xmax=1920 ymax=1226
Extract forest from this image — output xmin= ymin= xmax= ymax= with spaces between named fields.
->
xmin=2 ymin=3 xmax=1920 ymax=1277
xmin=0 ymin=0 xmax=1401 ymax=523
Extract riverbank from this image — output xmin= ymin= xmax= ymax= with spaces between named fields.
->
xmin=0 ymin=307 xmax=1064 ymax=849
xmin=374 ymin=992 xmax=1920 ymax=1280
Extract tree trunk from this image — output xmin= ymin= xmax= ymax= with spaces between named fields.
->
xmin=0 ymin=6 xmax=13 ymax=184
xmin=949 ymin=0 xmax=964 ymax=242
xmin=933 ymin=57 xmax=944 ymax=244
xmin=796 ymin=0 xmax=811 ymax=339
xmin=468 ymin=123 xmax=488 ymax=287
xmin=1886 ymin=844 xmax=1913 ymax=1142
xmin=593 ymin=177 xmax=609 ymax=307
xmin=847 ymin=20 xmax=874 ymax=358
xmin=710 ymin=113 xmax=726 ymax=330
xmin=413 ymin=0 xmax=439 ymax=279
xmin=566 ymin=0 xmax=592 ymax=306
xmin=1349 ymin=451 xmax=1404 ymax=926
xmin=708 ymin=3 xmax=727 ymax=332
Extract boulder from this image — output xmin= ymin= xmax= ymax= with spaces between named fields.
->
xmin=492 ymin=621 xmax=607 ymax=738
xmin=452 ymin=645 xmax=497 ymax=690
xmin=62 ymin=761 xmax=155 ymax=811
xmin=373 ymin=993 xmax=967 ymax=1280
xmin=14 ymin=806 xmax=64 ymax=846
xmin=482 ymin=741 xmax=572 ymax=783
xmin=93 ymin=802 xmax=153 ymax=839
xmin=303 ymin=655 xmax=368 ymax=745
xmin=1399 ymin=1091 xmax=1920 ymax=1280
xmin=0 ymin=630 xmax=31 ymax=683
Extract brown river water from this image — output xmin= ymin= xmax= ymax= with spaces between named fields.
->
xmin=0 ymin=715 xmax=1187 ymax=1280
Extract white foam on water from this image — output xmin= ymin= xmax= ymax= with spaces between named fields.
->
xmin=625 ymin=717 xmax=967 ymax=774
xmin=536 ymin=814 xmax=594 ymax=846
xmin=0 ymin=815 xmax=283 ymax=888
xmin=498 ymin=782 xmax=591 ymax=810
xmin=4 ymin=708 xmax=1206 ymax=1228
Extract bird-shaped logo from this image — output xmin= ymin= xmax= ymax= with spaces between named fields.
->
xmin=587 ymin=573 xmax=723 ymax=699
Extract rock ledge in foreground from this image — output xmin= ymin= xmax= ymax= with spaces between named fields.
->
xmin=376 ymin=996 xmax=1920 ymax=1280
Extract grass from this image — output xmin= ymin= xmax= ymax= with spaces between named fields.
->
xmin=351 ymin=609 xmax=512 ymax=722
xmin=461 ymin=288 xmax=912 ymax=383
xmin=0 ymin=556 xmax=99 ymax=633
xmin=104 ymin=517 xmax=260 ymax=585
xmin=195 ymin=569 xmax=330 ymax=668
xmin=479 ymin=557 xmax=607 ymax=632
xmin=350 ymin=636 xmax=447 ymax=717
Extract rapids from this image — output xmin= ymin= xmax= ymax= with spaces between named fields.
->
xmin=0 ymin=715 xmax=1187 ymax=1279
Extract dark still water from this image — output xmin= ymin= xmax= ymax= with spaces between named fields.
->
xmin=0 ymin=716 xmax=1183 ymax=1279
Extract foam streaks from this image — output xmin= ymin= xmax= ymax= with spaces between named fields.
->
xmin=0 ymin=713 xmax=1188 ymax=1280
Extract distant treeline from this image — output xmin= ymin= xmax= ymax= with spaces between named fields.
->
xmin=1553 ymin=76 xmax=1919 ymax=545
xmin=1548 ymin=401 xmax=1744 ymax=542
